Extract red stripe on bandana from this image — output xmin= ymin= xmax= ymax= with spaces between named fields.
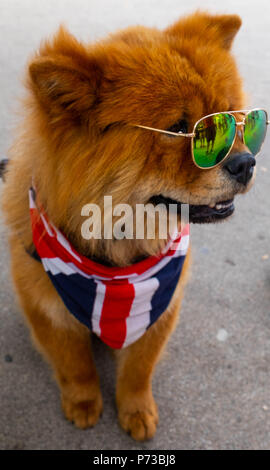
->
xmin=30 ymin=207 xmax=76 ymax=263
xmin=99 ymin=281 xmax=136 ymax=348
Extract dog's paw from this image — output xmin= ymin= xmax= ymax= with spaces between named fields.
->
xmin=118 ymin=394 xmax=159 ymax=441
xmin=62 ymin=393 xmax=103 ymax=429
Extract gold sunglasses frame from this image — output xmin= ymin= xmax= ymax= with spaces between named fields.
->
xmin=135 ymin=108 xmax=269 ymax=170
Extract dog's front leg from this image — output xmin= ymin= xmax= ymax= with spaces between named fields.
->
xmin=23 ymin=305 xmax=103 ymax=429
xmin=24 ymin=305 xmax=103 ymax=429
xmin=10 ymin=242 xmax=103 ymax=429
xmin=115 ymin=304 xmax=180 ymax=441
xmin=115 ymin=250 xmax=191 ymax=441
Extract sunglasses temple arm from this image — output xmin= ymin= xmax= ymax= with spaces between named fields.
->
xmin=135 ymin=125 xmax=195 ymax=137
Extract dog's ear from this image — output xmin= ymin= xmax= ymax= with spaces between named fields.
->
xmin=165 ymin=11 xmax=242 ymax=50
xmin=29 ymin=27 xmax=102 ymax=126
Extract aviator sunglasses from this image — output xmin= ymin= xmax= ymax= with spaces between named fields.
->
xmin=135 ymin=109 xmax=269 ymax=169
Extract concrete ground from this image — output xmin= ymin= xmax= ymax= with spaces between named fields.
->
xmin=1 ymin=0 xmax=270 ymax=451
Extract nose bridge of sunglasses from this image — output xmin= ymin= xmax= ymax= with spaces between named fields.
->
xmin=235 ymin=121 xmax=245 ymax=140
xmin=230 ymin=121 xmax=249 ymax=155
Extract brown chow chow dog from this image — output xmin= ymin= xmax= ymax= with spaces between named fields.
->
xmin=2 ymin=11 xmax=255 ymax=441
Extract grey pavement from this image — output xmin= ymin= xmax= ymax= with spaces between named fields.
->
xmin=1 ymin=0 xmax=270 ymax=450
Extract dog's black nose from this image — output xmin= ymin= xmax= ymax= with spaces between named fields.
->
xmin=224 ymin=152 xmax=256 ymax=186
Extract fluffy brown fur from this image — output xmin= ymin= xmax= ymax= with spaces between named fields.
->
xmin=2 ymin=11 xmax=253 ymax=440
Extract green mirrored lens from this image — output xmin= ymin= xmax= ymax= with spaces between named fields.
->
xmin=193 ymin=113 xmax=236 ymax=168
xmin=244 ymin=109 xmax=267 ymax=156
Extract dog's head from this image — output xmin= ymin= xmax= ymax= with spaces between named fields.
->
xmin=28 ymin=11 xmax=255 ymax=262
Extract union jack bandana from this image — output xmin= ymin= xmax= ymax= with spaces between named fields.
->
xmin=29 ymin=187 xmax=189 ymax=349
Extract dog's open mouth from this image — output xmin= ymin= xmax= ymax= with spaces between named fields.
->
xmin=149 ymin=195 xmax=235 ymax=224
